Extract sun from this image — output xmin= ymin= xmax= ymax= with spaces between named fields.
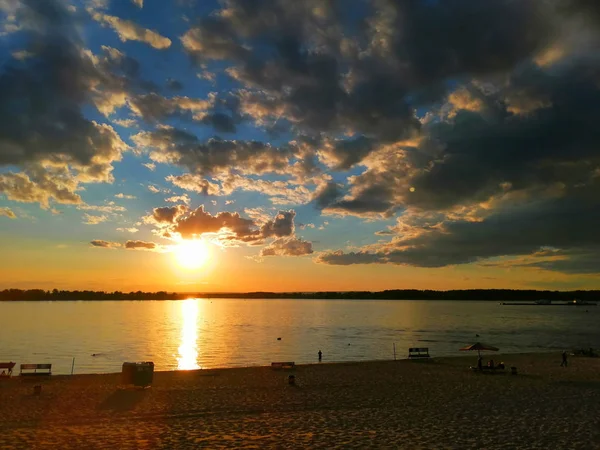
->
xmin=173 ymin=239 xmax=210 ymax=270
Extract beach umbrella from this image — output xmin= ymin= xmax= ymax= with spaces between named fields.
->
xmin=459 ymin=342 xmax=499 ymax=358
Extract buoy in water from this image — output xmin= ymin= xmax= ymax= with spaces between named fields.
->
xmin=277 ymin=337 xmax=282 ymax=340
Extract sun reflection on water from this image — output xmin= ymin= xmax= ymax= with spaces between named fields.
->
xmin=177 ymin=299 xmax=200 ymax=370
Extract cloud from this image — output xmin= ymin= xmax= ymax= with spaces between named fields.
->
xmin=166 ymin=174 xmax=222 ymax=196
xmin=260 ymin=237 xmax=313 ymax=257
xmin=148 ymin=185 xmax=160 ymax=193
xmin=0 ymin=207 xmax=16 ymax=219
xmin=181 ymin=0 xmax=558 ymax=146
xmin=0 ymin=0 xmax=131 ymax=209
xmin=90 ymin=240 xmax=121 ymax=248
xmin=125 ymin=240 xmax=157 ymax=250
xmin=166 ymin=78 xmax=183 ymax=91
xmin=91 ymin=12 xmax=171 ymax=49
xmin=144 ymin=205 xmax=189 ymax=225
xmin=116 ymin=227 xmax=139 ymax=233
xmin=115 ymin=193 xmax=136 ymax=199
xmin=143 ymin=162 xmax=156 ymax=171
xmin=112 ymin=118 xmax=137 ymax=128
xmin=134 ymin=129 xmax=291 ymax=176
xmin=83 ymin=214 xmax=108 ymax=225
xmin=315 ymin=250 xmax=383 ymax=266
xmin=165 ymin=194 xmax=191 ymax=205
xmin=148 ymin=205 xmax=299 ymax=248
xmin=131 ymin=0 xmax=143 ymax=8
xmin=128 ymin=94 xmax=211 ymax=121
xmin=0 ymin=171 xmax=81 ymax=209
xmin=78 ymin=202 xmax=126 ymax=213
xmin=317 ymin=180 xmax=600 ymax=273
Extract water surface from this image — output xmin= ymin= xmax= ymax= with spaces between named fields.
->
xmin=1 ymin=299 xmax=597 ymax=374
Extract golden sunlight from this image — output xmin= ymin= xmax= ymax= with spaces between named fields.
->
xmin=174 ymin=239 xmax=210 ymax=270
xmin=177 ymin=299 xmax=200 ymax=370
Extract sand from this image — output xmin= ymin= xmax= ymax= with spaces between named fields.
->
xmin=0 ymin=353 xmax=599 ymax=449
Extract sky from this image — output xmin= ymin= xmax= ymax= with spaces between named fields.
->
xmin=1 ymin=0 xmax=600 ymax=292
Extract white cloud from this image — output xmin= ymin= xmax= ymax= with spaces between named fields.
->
xmin=115 ymin=193 xmax=136 ymax=200
xmin=83 ymin=214 xmax=108 ymax=225
xmin=116 ymin=227 xmax=139 ymax=233
xmin=165 ymin=194 xmax=191 ymax=205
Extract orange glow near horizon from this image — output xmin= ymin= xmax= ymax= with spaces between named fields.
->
xmin=177 ymin=299 xmax=200 ymax=370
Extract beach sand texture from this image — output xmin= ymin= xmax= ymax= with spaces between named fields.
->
xmin=0 ymin=353 xmax=599 ymax=449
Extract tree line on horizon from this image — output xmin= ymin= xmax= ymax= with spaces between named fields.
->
xmin=0 ymin=288 xmax=598 ymax=301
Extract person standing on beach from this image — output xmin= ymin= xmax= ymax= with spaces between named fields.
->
xmin=477 ymin=355 xmax=483 ymax=371
xmin=561 ymin=351 xmax=568 ymax=367
xmin=318 ymin=350 xmax=322 ymax=362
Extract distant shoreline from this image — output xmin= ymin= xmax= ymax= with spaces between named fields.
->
xmin=1 ymin=288 xmax=598 ymax=301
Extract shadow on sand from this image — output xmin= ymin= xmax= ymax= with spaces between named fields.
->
xmin=554 ymin=380 xmax=600 ymax=390
xmin=98 ymin=389 xmax=148 ymax=412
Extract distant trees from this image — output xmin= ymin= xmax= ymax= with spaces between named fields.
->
xmin=0 ymin=288 xmax=598 ymax=301
xmin=0 ymin=289 xmax=179 ymax=301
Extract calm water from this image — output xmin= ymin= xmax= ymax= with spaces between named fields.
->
xmin=1 ymin=299 xmax=598 ymax=374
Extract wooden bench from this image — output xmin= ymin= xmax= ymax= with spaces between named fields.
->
xmin=271 ymin=361 xmax=295 ymax=369
xmin=20 ymin=364 xmax=52 ymax=376
xmin=0 ymin=362 xmax=16 ymax=377
xmin=408 ymin=348 xmax=430 ymax=359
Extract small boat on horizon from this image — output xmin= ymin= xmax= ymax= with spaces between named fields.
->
xmin=569 ymin=299 xmax=597 ymax=306
xmin=501 ymin=298 xmax=597 ymax=306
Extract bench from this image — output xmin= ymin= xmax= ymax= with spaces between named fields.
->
xmin=271 ymin=361 xmax=295 ymax=369
xmin=408 ymin=348 xmax=430 ymax=359
xmin=0 ymin=362 xmax=16 ymax=377
xmin=20 ymin=364 xmax=52 ymax=376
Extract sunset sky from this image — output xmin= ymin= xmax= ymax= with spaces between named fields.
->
xmin=1 ymin=0 xmax=599 ymax=292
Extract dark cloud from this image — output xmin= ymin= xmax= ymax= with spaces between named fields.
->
xmin=135 ymin=129 xmax=291 ymax=176
xmin=0 ymin=0 xmax=135 ymax=208
xmin=318 ymin=181 xmax=600 ymax=271
xmin=146 ymin=205 xmax=188 ymax=224
xmin=260 ymin=210 xmax=295 ymax=238
xmin=90 ymin=240 xmax=121 ymax=248
xmin=182 ymin=0 xmax=556 ymax=147
xmin=125 ymin=240 xmax=157 ymax=250
xmin=173 ymin=206 xmax=297 ymax=244
xmin=517 ymin=250 xmax=600 ymax=275
xmin=199 ymin=113 xmax=237 ymax=133
xmin=166 ymin=78 xmax=184 ymax=91
xmin=315 ymin=250 xmax=383 ymax=266
xmin=174 ymin=205 xmax=256 ymax=239
xmin=312 ymin=182 xmax=342 ymax=210
xmin=260 ymin=237 xmax=313 ymax=257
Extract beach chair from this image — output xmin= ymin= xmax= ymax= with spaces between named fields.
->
xmin=0 ymin=362 xmax=16 ymax=377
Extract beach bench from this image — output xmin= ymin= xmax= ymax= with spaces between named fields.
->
xmin=20 ymin=364 xmax=52 ymax=376
xmin=408 ymin=348 xmax=430 ymax=359
xmin=0 ymin=362 xmax=16 ymax=377
xmin=271 ymin=362 xmax=295 ymax=369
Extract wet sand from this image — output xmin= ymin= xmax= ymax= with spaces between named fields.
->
xmin=1 ymin=353 xmax=599 ymax=449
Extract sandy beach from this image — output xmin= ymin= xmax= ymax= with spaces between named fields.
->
xmin=1 ymin=353 xmax=599 ymax=449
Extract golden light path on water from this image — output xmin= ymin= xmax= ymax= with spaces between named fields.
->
xmin=177 ymin=298 xmax=200 ymax=370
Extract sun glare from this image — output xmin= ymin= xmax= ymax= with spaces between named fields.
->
xmin=174 ymin=239 xmax=210 ymax=270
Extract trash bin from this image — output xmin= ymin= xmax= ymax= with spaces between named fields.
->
xmin=121 ymin=362 xmax=137 ymax=385
xmin=134 ymin=362 xmax=154 ymax=387
xmin=122 ymin=362 xmax=154 ymax=387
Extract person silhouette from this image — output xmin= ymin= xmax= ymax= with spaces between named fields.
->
xmin=561 ymin=351 xmax=568 ymax=367
xmin=318 ymin=350 xmax=322 ymax=362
